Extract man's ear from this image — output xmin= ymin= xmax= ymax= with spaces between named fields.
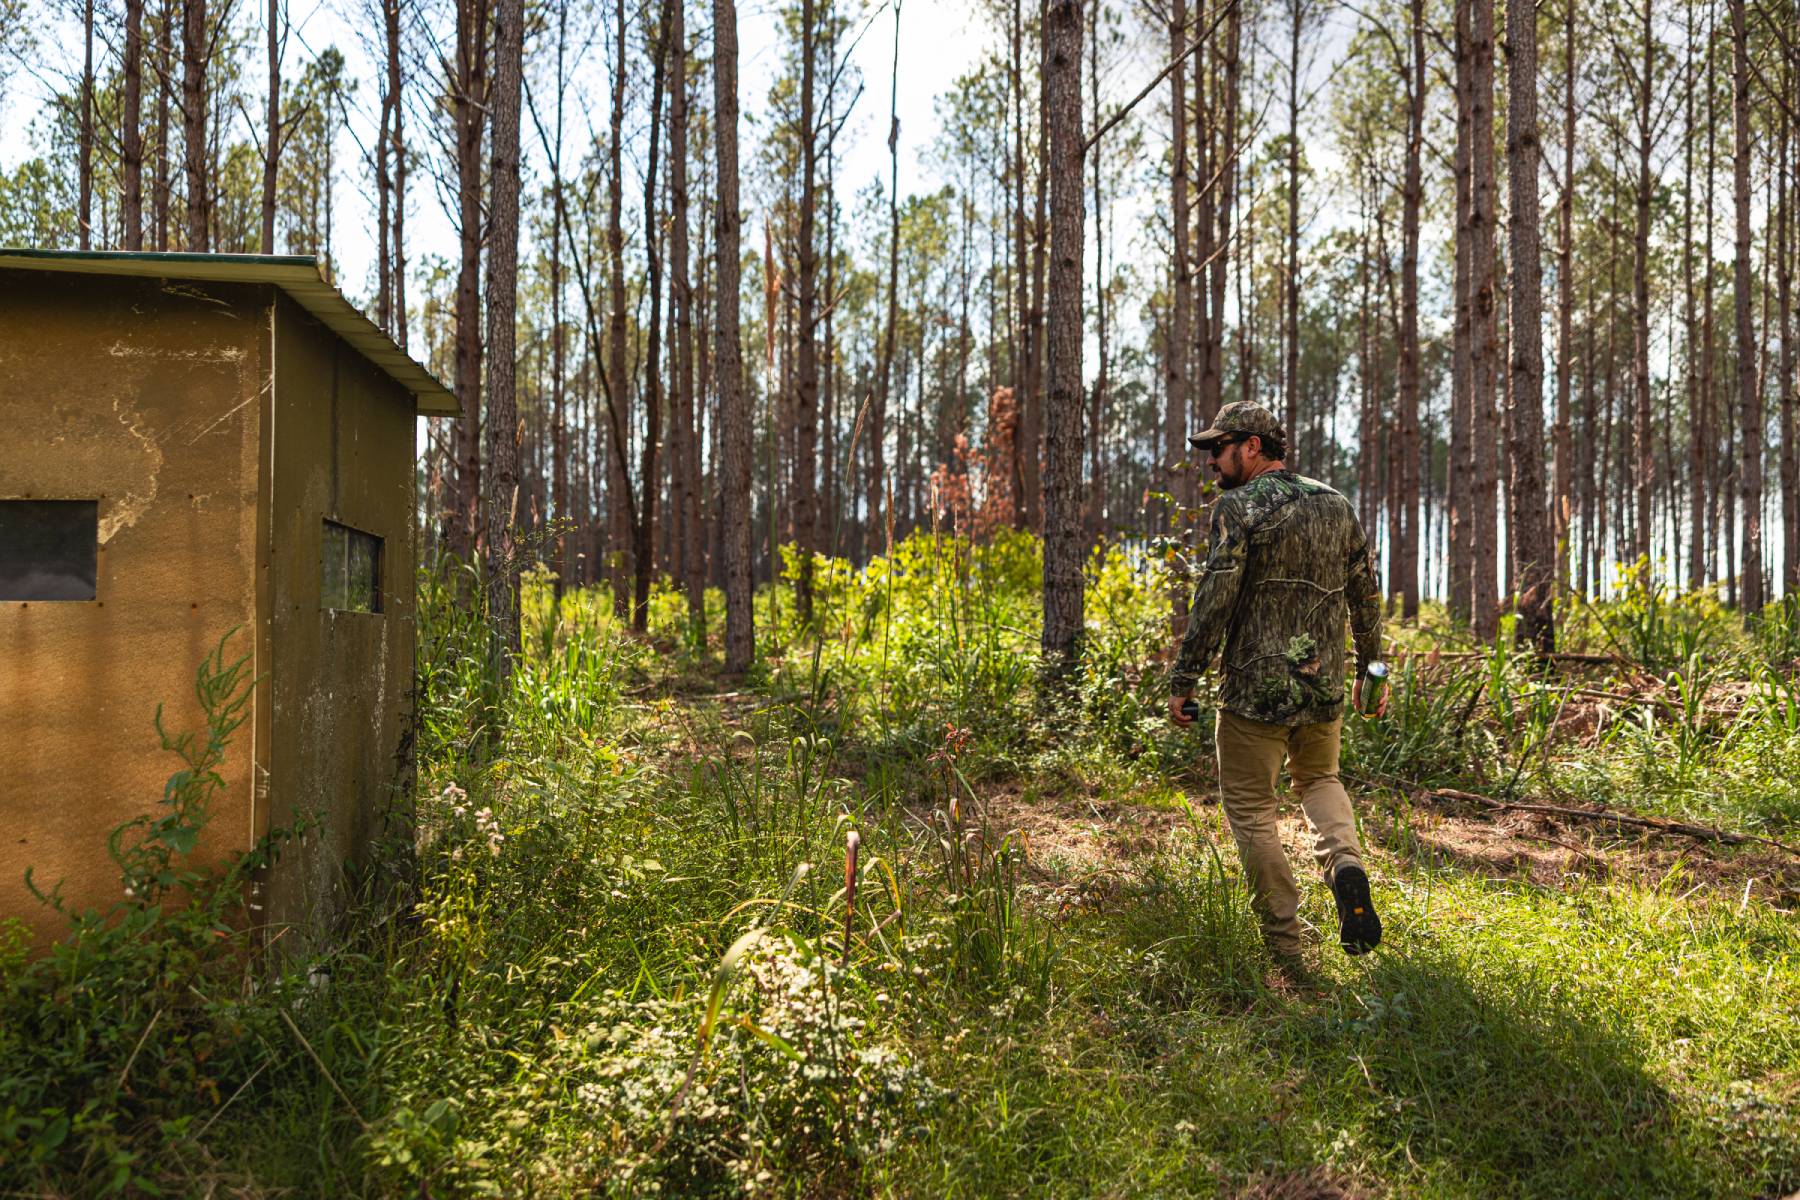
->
xmin=1244 ymin=434 xmax=1263 ymax=461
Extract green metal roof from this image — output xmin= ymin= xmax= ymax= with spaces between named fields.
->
xmin=0 ymin=248 xmax=459 ymax=416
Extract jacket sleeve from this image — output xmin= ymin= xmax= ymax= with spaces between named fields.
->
xmin=1169 ymin=498 xmax=1249 ymax=696
xmin=1345 ymin=515 xmax=1383 ymax=674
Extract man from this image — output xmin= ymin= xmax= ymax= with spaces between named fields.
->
xmin=1168 ymin=400 xmax=1386 ymax=968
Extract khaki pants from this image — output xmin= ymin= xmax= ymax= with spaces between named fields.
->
xmin=1214 ymin=708 xmax=1364 ymax=954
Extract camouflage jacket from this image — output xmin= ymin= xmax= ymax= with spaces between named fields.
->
xmin=1169 ymin=471 xmax=1382 ymax=727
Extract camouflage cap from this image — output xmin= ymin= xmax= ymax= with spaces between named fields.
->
xmin=1188 ymin=400 xmax=1287 ymax=451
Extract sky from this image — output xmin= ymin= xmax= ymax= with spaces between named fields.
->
xmin=0 ymin=0 xmax=997 ymax=310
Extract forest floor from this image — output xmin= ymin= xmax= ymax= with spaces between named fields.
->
xmin=4 ymin=534 xmax=1800 ymax=1198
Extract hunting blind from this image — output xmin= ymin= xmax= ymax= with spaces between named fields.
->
xmin=0 ymin=250 xmax=456 ymax=947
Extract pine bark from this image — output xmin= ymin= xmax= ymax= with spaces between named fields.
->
xmin=1449 ymin=0 xmax=1473 ymax=620
xmin=1780 ymin=37 xmax=1797 ymax=596
xmin=262 ymin=0 xmax=280 ymax=253
xmin=1555 ymin=0 xmax=1575 ymax=595
xmin=1166 ymin=0 xmax=1190 ymax=618
xmin=122 ymin=0 xmax=144 ymax=249
xmin=1283 ymin=0 xmax=1303 ymax=458
xmin=1469 ymin=0 xmax=1500 ymax=638
xmin=671 ymin=0 xmax=703 ymax=636
xmin=387 ymin=0 xmax=408 ymax=349
xmin=1630 ymin=0 xmax=1654 ymax=568
xmin=1088 ymin=10 xmax=1107 ymax=541
xmin=1731 ymin=0 xmax=1762 ymax=611
xmin=485 ymin=0 xmax=524 ymax=676
xmin=1201 ymin=0 xmax=1239 ymax=430
xmin=79 ymin=0 xmax=93 ymax=249
xmin=607 ymin=0 xmax=632 ymax=617
xmin=154 ymin=0 xmax=172 ymax=249
xmin=548 ymin=2 xmax=568 ymax=601
xmin=1010 ymin=0 xmax=1032 ymax=530
xmin=450 ymin=0 xmax=489 ymax=562
xmin=1508 ymin=0 xmax=1554 ymax=650
xmin=873 ymin=1 xmax=901 ymax=554
xmin=632 ymin=0 xmax=674 ymax=631
xmin=181 ymin=0 xmax=207 ymax=249
xmin=1684 ymin=0 xmax=1705 ymax=589
xmin=1041 ymin=0 xmax=1085 ymax=665
xmin=1397 ymin=0 xmax=1424 ymax=616
xmin=715 ymin=0 xmax=754 ymax=671
xmin=794 ymin=0 xmax=820 ymax=621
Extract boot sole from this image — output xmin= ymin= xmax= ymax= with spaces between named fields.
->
xmin=1332 ymin=864 xmax=1382 ymax=956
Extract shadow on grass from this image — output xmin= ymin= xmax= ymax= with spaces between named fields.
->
xmin=1282 ymin=944 xmax=1717 ymax=1198
xmin=1092 ymin=847 xmax=1749 ymax=1196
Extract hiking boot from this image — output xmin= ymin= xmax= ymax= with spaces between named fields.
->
xmin=1330 ymin=863 xmax=1382 ymax=956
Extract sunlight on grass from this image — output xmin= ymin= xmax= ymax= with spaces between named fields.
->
xmin=2 ymin=535 xmax=1797 ymax=1196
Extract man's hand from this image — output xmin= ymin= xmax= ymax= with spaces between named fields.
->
xmin=1352 ymin=677 xmax=1390 ymax=719
xmin=1169 ymin=693 xmax=1196 ymax=727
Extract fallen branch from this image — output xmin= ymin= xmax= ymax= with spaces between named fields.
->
xmin=1420 ymin=788 xmax=1800 ymax=857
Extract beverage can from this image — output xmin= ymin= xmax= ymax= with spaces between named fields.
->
xmin=1360 ymin=661 xmax=1389 ymax=715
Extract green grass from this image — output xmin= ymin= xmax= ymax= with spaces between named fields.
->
xmin=2 ymin=535 xmax=1797 ymax=1197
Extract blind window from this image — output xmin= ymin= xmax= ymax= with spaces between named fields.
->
xmin=0 ymin=500 xmax=98 ymax=601
xmin=320 ymin=519 xmax=383 ymax=613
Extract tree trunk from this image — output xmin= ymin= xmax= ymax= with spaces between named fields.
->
xmin=79 ymin=0 xmax=93 ymax=249
xmin=388 ymin=0 xmax=408 ymax=349
xmin=1630 ymin=0 xmax=1654 ymax=569
xmin=548 ymin=1 xmax=568 ymax=602
xmin=1681 ymin=2 xmax=1708 ymax=591
xmin=794 ymin=0 xmax=820 ymax=622
xmin=154 ymin=0 xmax=172 ymax=249
xmin=1469 ymin=0 xmax=1499 ymax=638
xmin=122 ymin=0 xmax=144 ymax=249
xmin=874 ymin=1 xmax=902 ymax=556
xmin=671 ymin=0 xmax=703 ymax=636
xmin=182 ymin=0 xmax=207 ymax=250
xmin=1025 ymin=18 xmax=1050 ymax=533
xmin=715 ymin=0 xmax=753 ymax=670
xmin=1088 ymin=8 xmax=1107 ymax=541
xmin=451 ymin=0 xmax=489 ymax=563
xmin=1555 ymin=0 xmax=1575 ymax=596
xmin=485 ymin=0 xmax=524 ymax=678
xmin=607 ymin=0 xmax=632 ymax=617
xmin=631 ymin=0 xmax=673 ymax=632
xmin=1449 ymin=0 xmax=1473 ymax=620
xmin=376 ymin=43 xmax=392 ymax=324
xmin=1731 ymin=0 xmax=1762 ymax=611
xmin=1041 ymin=0 xmax=1085 ymax=665
xmin=1780 ymin=35 xmax=1797 ymax=597
xmin=1167 ymin=0 xmax=1190 ymax=628
xmin=1205 ymin=0 xmax=1239 ymax=430
xmin=1508 ymin=0 xmax=1553 ymax=651
xmin=262 ymin=0 xmax=280 ymax=253
xmin=1397 ymin=0 xmax=1424 ymax=617
xmin=1010 ymin=0 xmax=1032 ymax=532
xmin=1283 ymin=0 xmax=1302 ymax=458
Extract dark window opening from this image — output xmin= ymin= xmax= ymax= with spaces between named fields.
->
xmin=320 ymin=520 xmax=383 ymax=613
xmin=0 ymin=500 xmax=98 ymax=601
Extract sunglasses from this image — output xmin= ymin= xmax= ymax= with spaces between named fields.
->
xmin=1207 ymin=435 xmax=1249 ymax=458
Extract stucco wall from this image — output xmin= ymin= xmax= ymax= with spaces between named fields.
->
xmin=262 ymin=291 xmax=417 ymax=943
xmin=0 ymin=270 xmax=268 ymax=944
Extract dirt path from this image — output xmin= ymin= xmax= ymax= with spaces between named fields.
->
xmin=968 ymin=774 xmax=1800 ymax=911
